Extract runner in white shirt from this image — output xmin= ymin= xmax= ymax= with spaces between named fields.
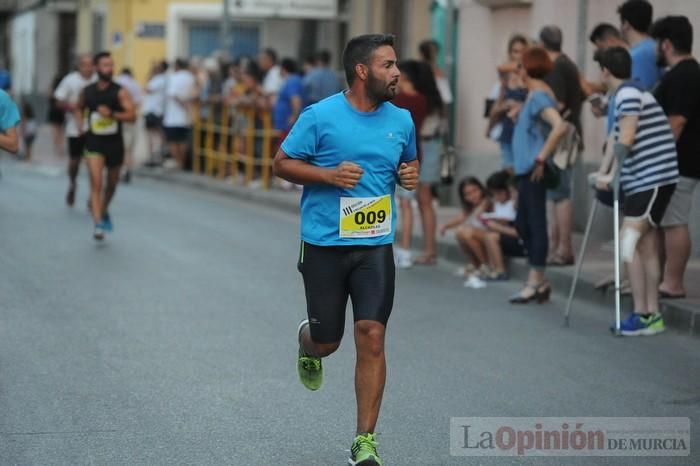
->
xmin=115 ymin=68 xmax=143 ymax=183
xmin=163 ymin=58 xmax=196 ymax=169
xmin=143 ymin=61 xmax=168 ymax=165
xmin=53 ymin=54 xmax=95 ymax=206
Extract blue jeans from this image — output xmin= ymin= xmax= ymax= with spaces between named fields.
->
xmin=515 ymin=174 xmax=548 ymax=269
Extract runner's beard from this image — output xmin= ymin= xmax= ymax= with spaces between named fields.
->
xmin=367 ymin=71 xmax=397 ymax=103
xmin=98 ymin=72 xmax=113 ymax=82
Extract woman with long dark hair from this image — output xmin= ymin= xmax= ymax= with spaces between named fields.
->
xmin=510 ymin=47 xmax=567 ymax=303
xmin=409 ymin=61 xmax=444 ymax=265
xmin=393 ymin=60 xmax=428 ymax=267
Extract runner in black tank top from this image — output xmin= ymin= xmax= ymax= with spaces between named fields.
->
xmin=75 ymin=52 xmax=136 ymax=241
xmin=84 ymin=80 xmax=124 ymax=167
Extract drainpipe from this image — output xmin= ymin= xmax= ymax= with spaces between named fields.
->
xmin=221 ymin=0 xmax=232 ymax=56
xmin=575 ymin=0 xmax=588 ymax=72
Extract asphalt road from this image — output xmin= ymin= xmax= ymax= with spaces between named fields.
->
xmin=1 ymin=162 xmax=698 ymax=465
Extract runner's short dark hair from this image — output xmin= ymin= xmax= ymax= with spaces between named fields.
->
xmin=589 ymin=23 xmax=622 ymax=44
xmin=650 ymin=16 xmax=693 ymax=54
xmin=598 ymin=46 xmax=632 ymax=80
xmin=93 ymin=51 xmax=111 ymax=66
xmin=617 ymin=0 xmax=653 ymax=34
xmin=342 ymin=34 xmax=395 ymax=85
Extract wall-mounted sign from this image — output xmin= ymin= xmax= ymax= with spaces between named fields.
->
xmin=112 ymin=31 xmax=122 ymax=47
xmin=136 ymin=22 xmax=166 ymax=39
xmin=229 ymin=0 xmax=337 ymax=19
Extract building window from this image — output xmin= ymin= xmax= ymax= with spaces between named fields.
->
xmin=91 ymin=12 xmax=105 ymax=53
xmin=187 ymin=22 xmax=261 ymax=59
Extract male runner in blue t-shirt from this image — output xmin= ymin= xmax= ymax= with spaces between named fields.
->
xmin=273 ymin=34 xmax=419 ymax=466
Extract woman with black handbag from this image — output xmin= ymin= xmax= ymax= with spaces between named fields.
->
xmin=510 ymin=47 xmax=568 ymax=304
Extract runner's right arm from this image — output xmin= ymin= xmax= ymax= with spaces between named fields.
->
xmin=273 ymin=150 xmax=363 ymax=188
xmin=0 ymin=127 xmax=18 ymax=153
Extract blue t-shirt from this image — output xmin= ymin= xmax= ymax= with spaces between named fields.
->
xmin=512 ymin=90 xmax=557 ymax=176
xmin=273 ymin=75 xmax=304 ymax=131
xmin=0 ymin=90 xmax=20 ymax=131
xmin=630 ymin=38 xmax=662 ymax=90
xmin=281 ymin=92 xmax=417 ymax=246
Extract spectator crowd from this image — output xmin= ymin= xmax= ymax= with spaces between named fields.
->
xmin=2 ymin=0 xmax=696 ymax=336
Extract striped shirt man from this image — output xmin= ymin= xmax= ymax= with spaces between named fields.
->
xmin=614 ymin=83 xmax=679 ymax=195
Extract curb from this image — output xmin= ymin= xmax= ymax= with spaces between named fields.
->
xmin=136 ymin=168 xmax=698 ymax=338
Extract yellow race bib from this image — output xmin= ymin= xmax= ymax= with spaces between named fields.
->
xmin=339 ymin=195 xmax=392 ymax=238
xmin=89 ymin=111 xmax=118 ymax=135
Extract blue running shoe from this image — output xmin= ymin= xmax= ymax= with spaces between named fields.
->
xmin=101 ymin=213 xmax=113 ymax=232
xmin=612 ymin=313 xmax=662 ymax=336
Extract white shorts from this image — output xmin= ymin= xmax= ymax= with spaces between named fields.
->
xmin=122 ymin=122 xmax=137 ymax=153
xmin=661 ymin=176 xmax=698 ymax=227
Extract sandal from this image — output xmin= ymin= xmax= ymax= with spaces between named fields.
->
xmin=413 ymin=254 xmax=437 ymax=266
xmin=548 ymin=253 xmax=574 ymax=266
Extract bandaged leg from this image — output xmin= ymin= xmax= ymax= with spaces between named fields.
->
xmin=621 ymin=225 xmax=642 ymax=264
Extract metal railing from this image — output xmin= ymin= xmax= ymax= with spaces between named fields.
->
xmin=192 ymin=103 xmax=281 ymax=190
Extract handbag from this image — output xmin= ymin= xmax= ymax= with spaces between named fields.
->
xmin=542 ymin=160 xmax=561 ymax=190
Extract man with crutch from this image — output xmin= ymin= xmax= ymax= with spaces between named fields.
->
xmin=592 ymin=47 xmax=678 ymax=336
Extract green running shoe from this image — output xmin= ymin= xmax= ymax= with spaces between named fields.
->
xmin=349 ymin=433 xmax=382 ymax=466
xmin=640 ymin=312 xmax=666 ymax=335
xmin=297 ymin=320 xmax=322 ymax=391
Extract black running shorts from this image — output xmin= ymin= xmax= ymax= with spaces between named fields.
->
xmin=623 ymin=184 xmax=676 ymax=227
xmin=297 ymin=241 xmax=395 ymax=344
xmin=68 ymin=136 xmax=85 ymax=160
xmin=84 ymin=134 xmax=125 ymax=169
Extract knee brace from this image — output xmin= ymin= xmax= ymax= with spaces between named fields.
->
xmin=620 ymin=226 xmax=641 ymax=263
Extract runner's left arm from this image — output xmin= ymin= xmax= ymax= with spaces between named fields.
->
xmin=114 ymin=88 xmax=137 ymax=123
xmin=398 ymin=160 xmax=420 ymax=190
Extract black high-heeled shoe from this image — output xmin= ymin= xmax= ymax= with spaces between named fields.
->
xmin=509 ymin=282 xmax=551 ymax=304
xmin=535 ymin=283 xmax=551 ymax=303
xmin=509 ymin=283 xmax=540 ymax=304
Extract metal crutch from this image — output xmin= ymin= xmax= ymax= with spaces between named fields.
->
xmin=611 ymin=161 xmax=623 ymax=336
xmin=563 ymin=196 xmax=599 ymax=327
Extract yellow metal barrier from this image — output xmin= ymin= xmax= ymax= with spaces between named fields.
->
xmin=192 ymin=102 xmax=281 ymax=190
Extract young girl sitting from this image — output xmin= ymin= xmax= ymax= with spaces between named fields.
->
xmin=481 ymin=170 xmax=525 ymax=281
xmin=439 ymin=177 xmax=492 ymax=287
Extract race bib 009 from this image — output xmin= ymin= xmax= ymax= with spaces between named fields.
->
xmin=339 ymin=195 xmax=392 ymax=238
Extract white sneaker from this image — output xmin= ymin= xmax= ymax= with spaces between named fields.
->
xmin=463 ymin=274 xmax=487 ymax=289
xmin=394 ymin=247 xmax=413 ymax=269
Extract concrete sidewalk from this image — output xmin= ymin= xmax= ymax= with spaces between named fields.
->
xmin=135 ymin=166 xmax=700 ymax=338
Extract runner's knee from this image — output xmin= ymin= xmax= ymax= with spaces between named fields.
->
xmin=355 ymin=321 xmax=385 ymax=357
xmin=313 ymin=341 xmax=340 ymax=357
